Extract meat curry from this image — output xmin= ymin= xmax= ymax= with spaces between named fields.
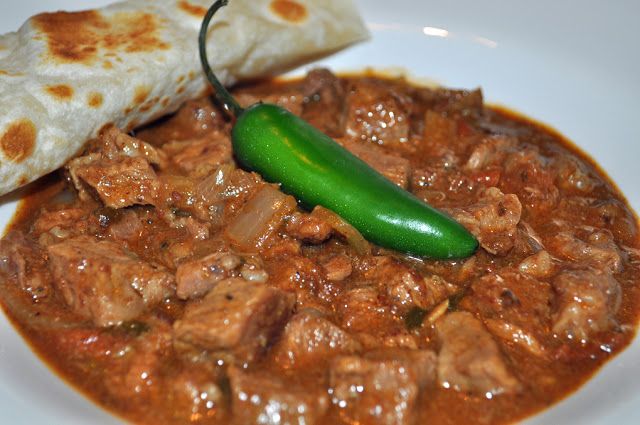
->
xmin=1 ymin=70 xmax=639 ymax=424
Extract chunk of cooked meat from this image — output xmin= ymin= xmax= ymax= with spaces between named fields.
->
xmin=344 ymin=78 xmax=412 ymax=147
xmin=272 ymin=309 xmax=361 ymax=369
xmin=70 ymin=156 xmax=161 ymax=209
xmin=228 ymin=366 xmax=329 ymax=425
xmin=518 ymin=250 xmax=554 ymax=278
xmin=556 ymin=197 xmax=638 ymax=245
xmin=321 ymin=254 xmax=353 ymax=282
xmin=449 ymin=187 xmax=522 ymax=255
xmin=98 ymin=126 xmax=167 ymax=167
xmin=500 ymin=148 xmax=559 ymax=213
xmin=329 ymin=349 xmax=437 ymax=425
xmin=301 ymin=68 xmax=347 ymax=137
xmin=161 ymin=131 xmax=232 ymax=178
xmin=341 ymin=139 xmax=412 ymax=188
xmin=436 ymin=312 xmax=520 ymax=396
xmin=460 ymin=271 xmax=553 ymax=357
xmin=547 ymin=229 xmax=623 ymax=273
xmin=175 ymin=252 xmax=241 ymax=300
xmin=465 ymin=135 xmax=516 ymax=171
xmin=552 ymin=269 xmax=621 ymax=342
xmin=136 ymin=98 xmax=228 ymax=144
xmin=68 ymin=127 xmax=167 ymax=209
xmin=173 ymin=278 xmax=294 ymax=364
xmin=32 ymin=207 xmax=93 ymax=245
xmin=0 ymin=231 xmax=52 ymax=301
xmin=47 ymin=236 xmax=175 ymax=326
xmin=336 ymin=286 xmax=399 ymax=335
xmin=368 ymin=256 xmax=456 ymax=314
xmin=462 ymin=271 xmax=553 ymax=332
xmin=285 ymin=212 xmax=333 ymax=244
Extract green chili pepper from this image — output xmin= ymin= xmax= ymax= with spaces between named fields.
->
xmin=199 ymin=0 xmax=478 ymax=259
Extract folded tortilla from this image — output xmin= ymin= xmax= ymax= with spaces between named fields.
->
xmin=0 ymin=0 xmax=368 ymax=196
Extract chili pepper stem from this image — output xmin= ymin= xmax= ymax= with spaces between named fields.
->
xmin=199 ymin=0 xmax=244 ymax=117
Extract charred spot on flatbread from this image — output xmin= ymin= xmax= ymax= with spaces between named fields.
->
xmin=33 ymin=10 xmax=170 ymax=65
xmin=1 ymin=119 xmax=36 ymax=163
xmin=45 ymin=84 xmax=74 ymax=101
xmin=270 ymin=0 xmax=308 ymax=23
xmin=0 ymin=70 xmax=23 ymax=77
xmin=134 ymin=86 xmax=151 ymax=104
xmin=88 ymin=92 xmax=104 ymax=108
xmin=178 ymin=0 xmax=207 ymax=18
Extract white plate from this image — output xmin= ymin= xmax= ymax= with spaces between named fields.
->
xmin=1 ymin=1 xmax=639 ymax=424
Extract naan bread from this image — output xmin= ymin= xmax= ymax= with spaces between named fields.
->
xmin=0 ymin=0 xmax=368 ymax=196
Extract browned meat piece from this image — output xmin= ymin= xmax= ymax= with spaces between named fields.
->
xmin=449 ymin=187 xmax=522 ymax=255
xmin=272 ymin=309 xmax=361 ymax=369
xmin=98 ymin=126 xmax=167 ymax=167
xmin=47 ymin=236 xmax=175 ymax=326
xmin=416 ymin=87 xmax=484 ymax=116
xmin=285 ymin=211 xmax=333 ymax=244
xmin=175 ymin=252 xmax=241 ymax=300
xmin=33 ymin=208 xmax=90 ymax=236
xmin=136 ymin=98 xmax=228 ymax=144
xmin=301 ymin=68 xmax=347 ymax=137
xmin=32 ymin=207 xmax=97 ymax=246
xmin=321 ymin=254 xmax=353 ymax=281
xmin=235 ymin=83 xmax=304 ymax=116
xmin=461 ymin=271 xmax=553 ymax=357
xmin=552 ymin=269 xmax=621 ymax=342
xmin=500 ymin=148 xmax=559 ymax=213
xmin=484 ymin=319 xmax=547 ymax=358
xmin=329 ymin=349 xmax=437 ymax=425
xmin=552 ymin=154 xmax=601 ymax=195
xmin=162 ymin=131 xmax=232 ymax=177
xmin=266 ymin=254 xmax=334 ymax=310
xmin=465 ymin=135 xmax=516 ymax=170
xmin=336 ymin=286 xmax=399 ymax=335
xmin=107 ymin=209 xmax=144 ymax=241
xmin=70 ymin=156 xmax=160 ymax=209
xmin=547 ymin=229 xmax=623 ymax=273
xmin=421 ymin=110 xmax=461 ymax=159
xmin=368 ymin=256 xmax=457 ymax=314
xmin=518 ymin=250 xmax=555 ymax=278
xmin=173 ymin=278 xmax=295 ymax=363
xmin=344 ymin=78 xmax=412 ymax=147
xmin=0 ymin=231 xmax=52 ymax=301
xmin=229 ymin=366 xmax=329 ymax=425
xmin=436 ymin=312 xmax=520 ymax=395
xmin=556 ymin=197 xmax=638 ymax=244
xmin=68 ymin=127 xmax=166 ymax=209
xmin=341 ymin=139 xmax=412 ymax=188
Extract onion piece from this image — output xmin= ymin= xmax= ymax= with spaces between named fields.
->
xmin=311 ymin=206 xmax=370 ymax=255
xmin=225 ymin=185 xmax=296 ymax=251
xmin=197 ymin=163 xmax=235 ymax=203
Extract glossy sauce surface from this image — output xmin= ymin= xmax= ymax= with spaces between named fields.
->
xmin=1 ymin=72 xmax=639 ymax=424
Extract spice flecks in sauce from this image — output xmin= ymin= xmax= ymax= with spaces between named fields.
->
xmin=0 ymin=119 xmax=36 ymax=163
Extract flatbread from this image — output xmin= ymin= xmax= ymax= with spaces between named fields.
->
xmin=0 ymin=0 xmax=368 ymax=196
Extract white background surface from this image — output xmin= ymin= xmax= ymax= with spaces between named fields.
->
xmin=1 ymin=0 xmax=639 ymax=424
